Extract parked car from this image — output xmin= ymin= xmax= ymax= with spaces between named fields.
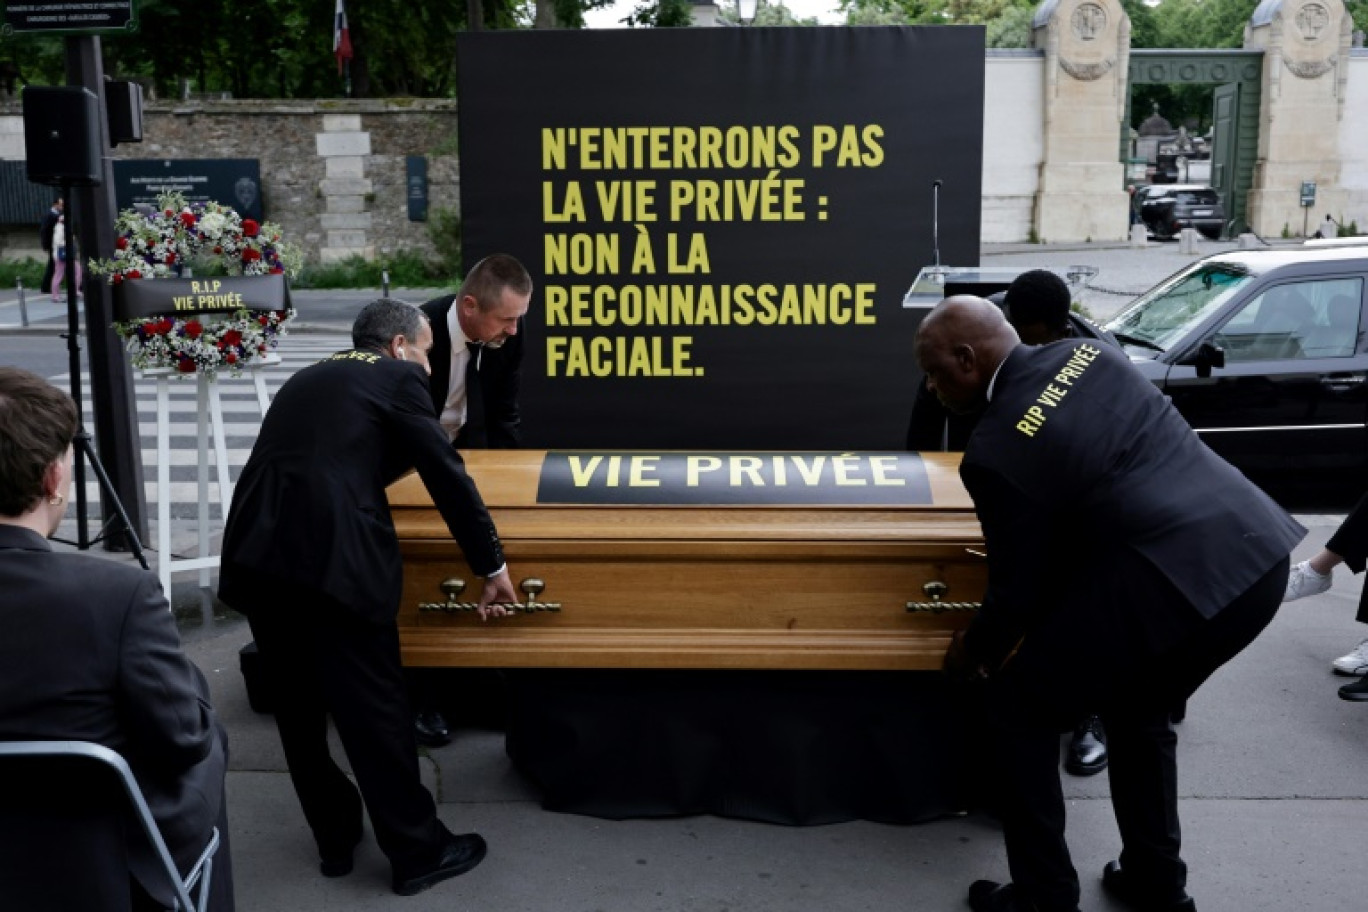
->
xmin=1133 ymin=183 xmax=1225 ymax=240
xmin=1104 ymin=244 xmax=1368 ymax=506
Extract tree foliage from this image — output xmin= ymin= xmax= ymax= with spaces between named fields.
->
xmin=4 ymin=0 xmax=1364 ymax=100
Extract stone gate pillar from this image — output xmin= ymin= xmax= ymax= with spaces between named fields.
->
xmin=1244 ymin=0 xmax=1353 ymax=237
xmin=1032 ymin=0 xmax=1131 ymax=242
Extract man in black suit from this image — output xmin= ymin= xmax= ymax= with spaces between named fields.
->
xmin=915 ymin=297 xmax=1304 ymax=912
xmin=219 ymin=299 xmax=517 ymax=896
xmin=37 ymin=197 xmax=62 ymax=295
xmin=906 ymin=270 xmax=1116 ymax=775
xmin=410 ymin=254 xmax=532 ymax=745
xmin=420 ymin=253 xmax=531 ymax=449
xmin=0 ymin=366 xmax=232 ymax=911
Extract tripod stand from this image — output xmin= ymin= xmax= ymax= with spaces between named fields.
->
xmin=47 ymin=181 xmax=149 ymax=572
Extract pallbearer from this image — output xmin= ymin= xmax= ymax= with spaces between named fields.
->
xmin=219 ymin=299 xmax=517 ymax=896
xmin=915 ymin=296 xmax=1303 ymax=912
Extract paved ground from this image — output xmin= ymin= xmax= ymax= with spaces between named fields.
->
xmin=10 ymin=238 xmax=1368 ymax=911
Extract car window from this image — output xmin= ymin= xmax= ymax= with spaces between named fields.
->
xmin=1106 ymin=263 xmax=1254 ymax=353
xmin=1213 ymin=277 xmax=1363 ymax=362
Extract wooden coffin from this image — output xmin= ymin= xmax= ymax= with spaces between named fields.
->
xmin=389 ymin=450 xmax=985 ymax=671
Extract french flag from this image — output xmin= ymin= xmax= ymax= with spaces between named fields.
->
xmin=333 ymin=0 xmax=353 ymax=75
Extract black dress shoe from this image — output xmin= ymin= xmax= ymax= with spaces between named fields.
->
xmin=319 ymin=832 xmax=363 ymax=878
xmin=414 ymin=708 xmax=452 ymax=747
xmin=1101 ymin=860 xmax=1196 ymax=911
xmin=1064 ymin=714 xmax=1108 ymax=776
xmin=392 ymin=832 xmax=487 ymax=896
xmin=1338 ymin=677 xmax=1368 ymax=701
xmin=968 ymin=880 xmax=1024 ymax=912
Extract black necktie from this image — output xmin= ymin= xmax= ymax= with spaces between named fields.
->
xmin=463 ymin=342 xmax=487 ymax=447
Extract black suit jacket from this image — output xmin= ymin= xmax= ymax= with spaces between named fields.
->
xmin=907 ymin=312 xmax=1117 ymax=451
xmin=959 ymin=340 xmax=1305 ymax=667
xmin=0 ymin=525 xmax=226 ymax=907
xmin=219 ymin=350 xmax=504 ymax=624
xmin=420 ymin=295 xmax=523 ymax=449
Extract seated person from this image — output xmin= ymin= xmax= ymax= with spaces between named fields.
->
xmin=0 ymin=367 xmax=233 ymax=911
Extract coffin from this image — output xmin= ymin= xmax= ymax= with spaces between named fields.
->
xmin=390 ymin=450 xmax=986 ymax=671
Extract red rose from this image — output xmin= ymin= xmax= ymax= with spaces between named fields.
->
xmin=141 ymin=321 xmax=157 ymax=335
xmin=127 ymin=270 xmax=142 ymax=280
xmin=242 ymin=219 xmax=260 ymax=238
xmin=213 ymin=246 xmax=223 ymax=255
xmin=164 ymin=208 xmax=175 ymax=218
xmin=274 ymin=310 xmax=289 ymax=322
xmin=257 ymin=343 xmax=267 ymax=353
xmin=183 ymin=321 xmax=203 ymax=339
xmin=112 ymin=274 xmax=124 ymax=286
xmin=242 ymin=248 xmax=262 ymax=262
xmin=269 ymin=265 xmax=284 ymax=275
xmin=179 ymin=211 xmax=196 ymax=228
xmin=157 ymin=318 xmax=175 ymax=335
xmin=165 ymin=253 xmax=177 ymax=265
xmin=225 ymin=351 xmax=238 ymax=365
xmin=176 ymin=357 xmax=196 ymax=374
xmin=223 ymin=329 xmax=242 ymax=347
xmin=115 ymin=237 xmax=129 ymax=251
xmin=258 ymin=315 xmax=270 ymax=326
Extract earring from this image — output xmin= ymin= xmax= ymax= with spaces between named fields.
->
xmin=48 ymin=493 xmax=65 ymax=506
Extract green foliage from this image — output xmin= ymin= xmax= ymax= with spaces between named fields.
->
xmin=295 ymin=250 xmax=454 ymax=290
xmin=1282 ymin=223 xmax=1292 ymax=239
xmin=427 ymin=207 xmax=464 ymax=278
xmin=0 ymin=258 xmax=48 ymax=290
xmin=627 ymin=0 xmax=694 ymax=27
xmin=1341 ymin=220 xmax=1361 ymax=238
xmin=986 ymin=4 xmax=1034 ymax=48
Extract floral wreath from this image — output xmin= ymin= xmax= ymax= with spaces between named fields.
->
xmin=91 ymin=191 xmax=305 ymax=378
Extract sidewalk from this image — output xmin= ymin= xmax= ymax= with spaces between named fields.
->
xmin=74 ymin=513 xmax=1365 ymax=912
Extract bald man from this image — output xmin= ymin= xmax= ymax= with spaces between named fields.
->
xmin=916 ymin=296 xmax=1303 ymax=912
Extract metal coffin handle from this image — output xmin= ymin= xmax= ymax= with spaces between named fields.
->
xmin=417 ymin=577 xmax=562 ymax=614
xmin=906 ymin=580 xmax=981 ymax=614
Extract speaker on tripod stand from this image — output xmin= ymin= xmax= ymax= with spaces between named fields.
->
xmin=20 ymin=85 xmax=147 ymax=570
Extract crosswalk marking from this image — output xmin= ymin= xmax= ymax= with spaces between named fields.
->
xmin=53 ymin=333 xmax=351 ymax=522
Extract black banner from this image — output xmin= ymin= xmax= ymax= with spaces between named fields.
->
xmin=2 ymin=1 xmax=136 ymax=36
xmin=456 ymin=27 xmax=984 ymax=450
xmin=112 ymin=159 xmax=263 ymax=222
xmin=113 ymin=274 xmax=290 ymax=321
xmin=535 ymin=451 xmax=933 ymax=506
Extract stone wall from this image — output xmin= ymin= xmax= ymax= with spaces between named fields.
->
xmin=1338 ymin=51 xmax=1368 ymax=230
xmin=0 ymin=98 xmax=460 ymax=264
xmin=982 ymin=52 xmax=1047 ymax=243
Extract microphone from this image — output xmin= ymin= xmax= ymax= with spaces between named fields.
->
xmin=931 ymin=180 xmax=943 ymax=268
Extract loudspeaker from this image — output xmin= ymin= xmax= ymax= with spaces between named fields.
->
xmin=21 ymin=86 xmax=102 ymax=187
xmin=105 ymin=80 xmax=144 ymax=146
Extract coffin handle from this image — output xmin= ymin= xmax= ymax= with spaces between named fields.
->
xmin=417 ymin=576 xmax=562 ymax=614
xmin=905 ymin=580 xmax=981 ymax=614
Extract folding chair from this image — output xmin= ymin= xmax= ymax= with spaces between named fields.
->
xmin=0 ymin=740 xmax=219 ymax=911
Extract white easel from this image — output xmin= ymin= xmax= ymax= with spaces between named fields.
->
xmin=147 ymin=354 xmax=280 ymax=598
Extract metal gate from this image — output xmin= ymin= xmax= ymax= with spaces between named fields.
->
xmin=1123 ymin=50 xmax=1263 ymax=236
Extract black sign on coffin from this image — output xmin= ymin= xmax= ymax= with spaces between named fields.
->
xmin=112 ymin=159 xmax=263 ymax=223
xmin=2 ymin=1 xmax=137 ymax=36
xmin=456 ymin=27 xmax=985 ymax=451
xmin=536 ymin=451 xmax=934 ymax=506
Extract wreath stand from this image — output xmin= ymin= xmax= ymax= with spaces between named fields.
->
xmin=147 ymin=354 xmax=280 ymax=598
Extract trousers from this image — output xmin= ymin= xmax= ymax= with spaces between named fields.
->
xmin=244 ymin=580 xmax=447 ymax=878
xmin=983 ymin=552 xmax=1288 ymax=911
